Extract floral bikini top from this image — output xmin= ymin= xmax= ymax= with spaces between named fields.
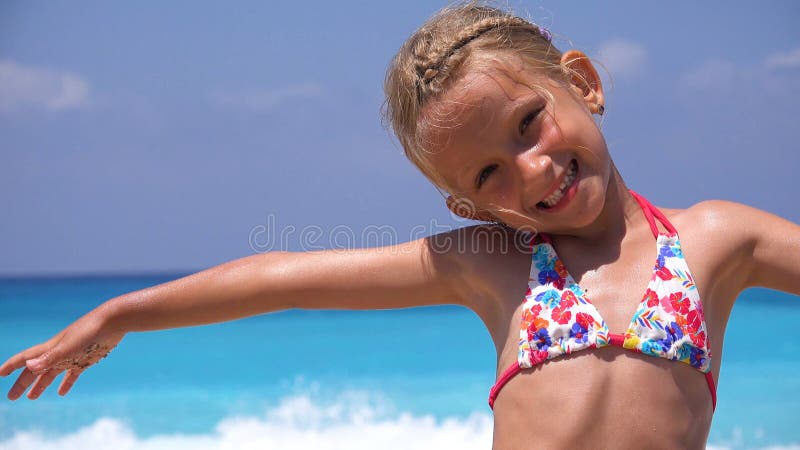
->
xmin=488 ymin=190 xmax=716 ymax=411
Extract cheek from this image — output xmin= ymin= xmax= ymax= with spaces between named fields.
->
xmin=482 ymin=172 xmax=516 ymax=207
xmin=543 ymin=102 xmax=605 ymax=149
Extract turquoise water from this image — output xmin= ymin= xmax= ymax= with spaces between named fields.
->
xmin=0 ymin=276 xmax=798 ymax=449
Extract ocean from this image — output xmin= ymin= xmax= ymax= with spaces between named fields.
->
xmin=0 ymin=276 xmax=798 ymax=449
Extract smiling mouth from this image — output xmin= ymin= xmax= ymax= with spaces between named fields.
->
xmin=536 ymin=159 xmax=578 ymax=209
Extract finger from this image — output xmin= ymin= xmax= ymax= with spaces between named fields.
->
xmin=25 ymin=339 xmax=71 ymax=373
xmin=6 ymin=367 xmax=39 ymax=401
xmin=0 ymin=353 xmax=26 ymax=377
xmin=27 ymin=368 xmax=64 ymax=400
xmin=57 ymin=368 xmax=85 ymax=396
xmin=0 ymin=342 xmax=54 ymax=377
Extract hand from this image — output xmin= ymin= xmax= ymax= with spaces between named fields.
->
xmin=0 ymin=305 xmax=126 ymax=400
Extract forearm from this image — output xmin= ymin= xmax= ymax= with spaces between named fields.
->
xmin=748 ymin=230 xmax=800 ymax=295
xmin=103 ymin=252 xmax=297 ymax=332
xmin=744 ymin=209 xmax=800 ymax=295
xmin=100 ymin=239 xmax=465 ymax=333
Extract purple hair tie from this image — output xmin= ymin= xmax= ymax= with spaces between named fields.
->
xmin=538 ymin=26 xmax=552 ymax=42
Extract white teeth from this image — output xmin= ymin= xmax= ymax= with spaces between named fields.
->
xmin=541 ymin=161 xmax=577 ymax=207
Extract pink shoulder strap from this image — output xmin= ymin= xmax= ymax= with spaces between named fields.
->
xmin=629 ymin=190 xmax=677 ymax=238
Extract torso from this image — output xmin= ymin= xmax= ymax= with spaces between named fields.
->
xmin=458 ymin=201 xmax=745 ymax=449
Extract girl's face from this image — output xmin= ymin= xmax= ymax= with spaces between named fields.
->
xmin=422 ymin=50 xmax=610 ymax=234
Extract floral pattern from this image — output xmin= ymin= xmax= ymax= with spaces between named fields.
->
xmin=518 ymin=232 xmax=712 ymax=374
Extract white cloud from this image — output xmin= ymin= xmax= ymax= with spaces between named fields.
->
xmin=679 ymin=59 xmax=736 ymax=91
xmin=675 ymin=53 xmax=800 ymax=104
xmin=210 ymin=83 xmax=324 ymax=111
xmin=764 ymin=47 xmax=800 ymax=71
xmin=595 ymin=39 xmax=647 ymax=78
xmin=0 ymin=59 xmax=90 ymax=112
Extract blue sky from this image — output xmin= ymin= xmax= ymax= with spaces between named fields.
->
xmin=1 ymin=1 xmax=798 ymax=276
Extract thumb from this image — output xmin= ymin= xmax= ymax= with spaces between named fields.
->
xmin=26 ymin=352 xmax=55 ymax=373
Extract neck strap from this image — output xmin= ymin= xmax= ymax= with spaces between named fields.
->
xmin=629 ymin=190 xmax=677 ymax=238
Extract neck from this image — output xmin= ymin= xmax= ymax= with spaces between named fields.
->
xmin=568 ymin=163 xmax=643 ymax=243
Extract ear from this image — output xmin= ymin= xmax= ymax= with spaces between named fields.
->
xmin=560 ymin=50 xmax=605 ymax=115
xmin=446 ymin=195 xmax=497 ymax=222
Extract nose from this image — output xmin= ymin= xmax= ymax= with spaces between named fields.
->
xmin=515 ymin=150 xmax=554 ymax=197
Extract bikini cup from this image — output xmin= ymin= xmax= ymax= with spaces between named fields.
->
xmin=488 ymin=190 xmax=716 ymax=410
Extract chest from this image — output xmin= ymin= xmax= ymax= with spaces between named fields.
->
xmin=493 ymin=230 xmax=679 ymax=334
xmin=485 ymin=228 xmax=713 ymax=373
xmin=545 ymin=234 xmax=668 ymax=333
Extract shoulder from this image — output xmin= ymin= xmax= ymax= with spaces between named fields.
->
xmin=666 ymin=199 xmax=761 ymax=243
xmin=679 ymin=200 xmax=800 ymax=294
xmin=429 ymin=223 xmax=534 ymax=324
xmin=662 ymin=199 xmax=800 ymax=295
xmin=432 ymin=223 xmax=534 ymax=281
xmin=672 ymin=198 xmax=749 ymax=220
xmin=655 ymin=200 xmax=757 ymax=300
xmin=665 ymin=199 xmax=764 ymax=261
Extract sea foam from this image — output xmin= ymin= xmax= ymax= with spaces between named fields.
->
xmin=2 ymin=392 xmax=799 ymax=450
xmin=0 ymin=392 xmax=800 ymax=450
xmin=0 ymin=392 xmax=494 ymax=450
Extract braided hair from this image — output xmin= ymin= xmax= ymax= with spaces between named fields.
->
xmin=383 ymin=3 xmax=562 ymax=193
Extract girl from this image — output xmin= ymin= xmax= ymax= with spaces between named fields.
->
xmin=2 ymin=3 xmax=799 ymax=448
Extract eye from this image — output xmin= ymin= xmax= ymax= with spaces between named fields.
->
xmin=519 ymin=107 xmax=544 ymax=135
xmin=475 ymin=164 xmax=497 ymax=189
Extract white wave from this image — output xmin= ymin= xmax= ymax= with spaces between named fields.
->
xmin=706 ymin=425 xmax=800 ymax=450
xmin=3 ymin=391 xmax=798 ymax=450
xmin=0 ymin=392 xmax=493 ymax=450
xmin=708 ymin=446 xmax=800 ymax=450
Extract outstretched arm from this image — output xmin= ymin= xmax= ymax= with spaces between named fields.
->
xmin=105 ymin=235 xmax=470 ymax=332
xmin=702 ymin=200 xmax=800 ymax=296
xmin=0 ymin=229 xmax=479 ymax=400
xmin=737 ymin=204 xmax=800 ymax=295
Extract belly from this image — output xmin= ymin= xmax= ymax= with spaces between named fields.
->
xmin=490 ymin=347 xmax=713 ymax=449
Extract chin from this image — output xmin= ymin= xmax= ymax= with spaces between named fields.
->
xmin=561 ymin=182 xmax=607 ymax=230
xmin=581 ymin=189 xmax=608 ymax=218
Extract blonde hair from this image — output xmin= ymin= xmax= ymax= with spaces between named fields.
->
xmin=382 ymin=2 xmax=570 ymax=198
